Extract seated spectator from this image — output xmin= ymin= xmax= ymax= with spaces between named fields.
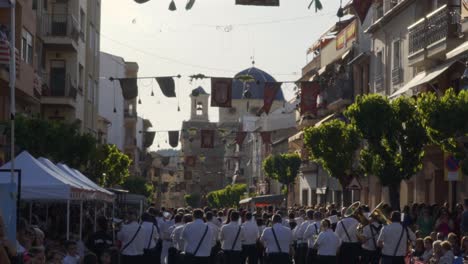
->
xmin=461 ymin=236 xmax=468 ymax=258
xmin=437 ymin=232 xmax=445 ymax=241
xmin=420 ymin=237 xmax=433 ymax=263
xmin=413 ymin=238 xmax=425 ymax=258
xmin=62 ymin=241 xmax=80 ymax=264
xmin=429 ymin=240 xmax=443 ymax=264
xmin=438 ymin=241 xmax=454 ymax=264
xmin=447 ymin=233 xmax=460 ymax=256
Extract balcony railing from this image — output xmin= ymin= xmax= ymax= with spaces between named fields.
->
xmin=392 ymin=67 xmax=403 ymax=84
xmin=41 ymin=73 xmax=77 ymax=99
xmin=375 ymin=74 xmax=384 ymax=91
xmin=40 ymin=13 xmax=80 ymax=42
xmin=408 ymin=5 xmax=461 ymax=56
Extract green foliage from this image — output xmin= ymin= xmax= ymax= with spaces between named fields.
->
xmin=206 ymin=184 xmax=247 ymax=208
xmin=304 ymin=119 xmax=360 ymax=185
xmin=417 ymin=89 xmax=468 ymax=174
xmin=121 ymin=176 xmax=154 ymax=200
xmin=88 ymin=144 xmax=132 ymax=187
xmin=184 ymin=193 xmax=201 ymax=208
xmin=262 ymin=153 xmax=302 ymax=187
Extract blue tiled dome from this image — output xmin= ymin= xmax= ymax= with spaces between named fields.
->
xmin=232 ymin=67 xmax=284 ymax=100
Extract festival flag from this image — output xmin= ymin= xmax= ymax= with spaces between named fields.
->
xmin=168 ymin=131 xmax=179 ymax=148
xmin=156 ymin=77 xmax=176 ymax=97
xmin=235 ymin=131 xmax=247 ymax=145
xmin=185 ymin=156 xmax=196 ymax=167
xmin=211 ymin=78 xmax=233 ymax=108
xmin=260 ymin=132 xmax=271 ymax=145
xmin=262 ymin=82 xmax=282 ymax=114
xmin=300 ymin=81 xmax=321 ymax=116
xmin=118 ymin=78 xmax=138 ymax=100
xmin=352 ymin=0 xmax=373 ymax=23
xmin=143 ymin=131 xmax=156 ymax=148
xmin=161 ymin=156 xmax=170 ymax=167
xmin=235 ymin=0 xmax=279 ymax=6
xmin=201 ymin=130 xmax=215 ymax=148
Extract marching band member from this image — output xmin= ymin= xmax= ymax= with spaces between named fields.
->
xmin=241 ymin=212 xmax=259 ymax=264
xmin=260 ymin=214 xmax=293 ymax=264
xmin=360 ymin=214 xmax=383 ymax=264
xmin=292 ymin=210 xmax=314 ymax=264
xmin=303 ymin=211 xmax=322 ymax=263
xmin=220 ymin=211 xmax=244 ymax=264
xmin=378 ymin=211 xmax=416 ymax=264
xmin=170 ymin=214 xmax=191 ymax=264
xmin=335 ymin=206 xmax=361 ymax=264
xmin=181 ymin=209 xmax=213 ymax=264
xmin=314 ymin=219 xmax=341 ymax=264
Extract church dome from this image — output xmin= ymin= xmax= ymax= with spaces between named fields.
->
xmin=232 ymin=67 xmax=285 ymax=100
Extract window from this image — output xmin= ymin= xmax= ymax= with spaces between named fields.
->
xmin=88 ymin=24 xmax=95 ymax=56
xmin=392 ymin=40 xmax=401 ymax=70
xmin=21 ymin=29 xmax=33 ymax=64
xmin=94 ymin=30 xmax=99 ymax=57
xmin=87 ymin=76 xmax=93 ymax=102
xmin=78 ymin=64 xmax=84 ymax=92
xmin=80 ymin=9 xmax=85 ymax=40
xmin=376 ymin=51 xmax=383 ymax=76
xmin=94 ymin=80 xmax=98 ymax=104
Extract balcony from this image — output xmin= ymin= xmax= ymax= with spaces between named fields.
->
xmin=0 ymin=40 xmax=20 ymax=82
xmin=40 ymin=74 xmax=78 ymax=109
xmin=392 ymin=67 xmax=403 ymax=84
xmin=325 ymin=80 xmax=353 ymax=112
xmin=40 ymin=14 xmax=80 ymax=51
xmin=408 ymin=5 xmax=462 ymax=66
xmin=374 ymin=74 xmax=384 ymax=92
xmin=302 ymin=55 xmax=320 ymax=77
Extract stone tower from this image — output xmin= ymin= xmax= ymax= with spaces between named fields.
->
xmin=190 ymin=86 xmax=209 ymax=122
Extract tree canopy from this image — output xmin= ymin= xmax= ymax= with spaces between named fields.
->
xmin=262 ymin=153 xmax=302 ymax=187
xmin=121 ymin=176 xmax=154 ymax=201
xmin=206 ymin=184 xmax=247 ymax=208
xmin=87 ymin=144 xmax=132 ymax=187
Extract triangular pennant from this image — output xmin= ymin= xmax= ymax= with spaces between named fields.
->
xmin=143 ymin=132 xmax=156 ymax=148
xmin=235 ymin=0 xmax=279 ymax=6
xmin=260 ymin=131 xmax=271 ymax=145
xmin=211 ymin=77 xmax=233 ymax=108
xmin=300 ymin=82 xmax=321 ymax=116
xmin=262 ymin=82 xmax=282 ymax=114
xmin=235 ymin=132 xmax=247 ymax=145
xmin=156 ymin=77 xmax=176 ymax=97
xmin=161 ymin=156 xmax=170 ymax=167
xmin=352 ymin=0 xmax=373 ymax=23
xmin=118 ymin=78 xmax=138 ymax=100
xmin=201 ymin=130 xmax=214 ymax=148
xmin=168 ymin=131 xmax=179 ymax=148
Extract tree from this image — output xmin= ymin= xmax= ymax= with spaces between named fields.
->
xmin=345 ymin=95 xmax=427 ymax=209
xmin=417 ymin=89 xmax=468 ymax=174
xmin=303 ymin=119 xmax=361 ymax=187
xmin=121 ymin=176 xmax=154 ymax=201
xmin=262 ymin=153 xmax=302 ymax=206
xmin=88 ymin=144 xmax=132 ymax=187
xmin=184 ymin=193 xmax=201 ymax=208
xmin=206 ymin=184 xmax=247 ymax=208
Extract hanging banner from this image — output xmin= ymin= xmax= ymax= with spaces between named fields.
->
xmin=235 ymin=132 xmax=247 ymax=145
xmin=143 ymin=131 xmax=156 ymax=148
xmin=156 ymin=77 xmax=176 ymax=97
xmin=300 ymin=82 xmax=321 ymax=116
xmin=463 ymin=0 xmax=468 ymax=18
xmin=260 ymin=132 xmax=271 ymax=145
xmin=201 ymin=130 xmax=215 ymax=148
xmin=346 ymin=20 xmax=357 ymax=42
xmin=118 ymin=78 xmax=138 ymax=100
xmin=168 ymin=131 xmax=179 ymax=148
xmin=211 ymin=78 xmax=233 ymax=108
xmin=235 ymin=0 xmax=279 ymax=6
xmin=262 ymin=82 xmax=282 ymax=114
xmin=185 ymin=156 xmax=196 ymax=167
xmin=444 ymin=153 xmax=463 ymax=181
xmin=353 ymin=0 xmax=373 ymax=23
xmin=336 ymin=31 xmax=345 ymax=50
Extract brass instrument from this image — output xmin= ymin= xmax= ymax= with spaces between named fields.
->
xmin=344 ymin=201 xmax=369 ymax=226
xmin=369 ymin=202 xmax=391 ymax=225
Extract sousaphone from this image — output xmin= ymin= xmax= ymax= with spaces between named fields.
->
xmin=369 ymin=202 xmax=391 ymax=225
xmin=344 ymin=201 xmax=369 ymax=226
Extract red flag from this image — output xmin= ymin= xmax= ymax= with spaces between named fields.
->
xmin=260 ymin=132 xmax=271 ymax=145
xmin=211 ymin=78 xmax=232 ymax=108
xmin=300 ymin=82 xmax=321 ymax=116
xmin=353 ymin=0 xmax=372 ymax=23
xmin=201 ymin=130 xmax=215 ymax=148
xmin=185 ymin=156 xmax=196 ymax=167
xmin=235 ymin=0 xmax=279 ymax=6
xmin=262 ymin=82 xmax=282 ymax=114
xmin=235 ymin=132 xmax=247 ymax=145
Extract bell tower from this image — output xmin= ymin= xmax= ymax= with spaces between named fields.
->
xmin=190 ymin=86 xmax=209 ymax=122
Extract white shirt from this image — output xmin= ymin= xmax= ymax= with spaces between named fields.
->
xmin=220 ymin=222 xmax=244 ymax=251
xmin=171 ymin=224 xmax=185 ymax=251
xmin=335 ymin=217 xmax=359 ymax=243
xmin=293 ymin=220 xmax=312 ymax=243
xmin=378 ymin=223 xmax=416 ymax=256
xmin=141 ymin=221 xmax=158 ymax=249
xmin=242 ymin=220 xmax=259 ymax=245
xmin=314 ymin=229 xmax=341 ymax=256
xmin=361 ymin=222 xmax=382 ymax=251
xmin=295 ymin=216 xmax=305 ymax=227
xmin=181 ymin=219 xmax=213 ymax=257
xmin=62 ymin=254 xmax=80 ymax=264
xmin=207 ymin=221 xmax=220 ymax=247
xmin=168 ymin=223 xmax=182 ymax=248
xmin=260 ymin=223 xmax=293 ymax=254
xmin=118 ymin=221 xmax=147 ymax=256
xmin=156 ymin=217 xmax=170 ymax=241
xmin=303 ymin=221 xmax=321 ymax=248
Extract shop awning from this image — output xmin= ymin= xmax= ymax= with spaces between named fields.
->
xmin=314 ymin=113 xmax=336 ymax=127
xmin=389 ymin=60 xmax=455 ymax=98
xmin=288 ymin=131 xmax=303 ymax=143
xmin=446 ymin=41 xmax=468 ymax=60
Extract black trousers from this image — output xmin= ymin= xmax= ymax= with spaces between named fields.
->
xmin=242 ymin=244 xmax=258 ymax=264
xmin=191 ymin=256 xmax=211 ymax=264
xmin=224 ymin=250 xmax=242 ymax=264
xmin=257 ymin=241 xmax=265 ymax=264
xmin=265 ymin=253 xmax=290 ymax=264
xmin=380 ymin=255 xmax=405 ymax=264
xmin=167 ymin=247 xmax=180 ymax=264
xmin=317 ymin=255 xmax=337 ymax=264
xmin=338 ymin=242 xmax=360 ymax=264
xmin=306 ymin=247 xmax=317 ymax=263
xmin=120 ymin=254 xmax=143 ymax=264
xmin=361 ymin=249 xmax=380 ymax=264
xmin=294 ymin=243 xmax=307 ymax=264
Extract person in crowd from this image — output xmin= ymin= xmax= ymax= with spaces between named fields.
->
xmin=335 ymin=208 xmax=360 ymax=264
xmin=360 ymin=213 xmax=383 ymax=264
xmin=82 ymin=253 xmax=98 ymax=264
xmin=140 ymin=212 xmax=159 ymax=264
xmin=378 ymin=211 xmax=416 ymax=264
xmin=287 ymin=212 xmax=297 ymax=230
xmin=429 ymin=240 xmax=443 ymax=264
xmin=417 ymin=207 xmax=434 ymax=238
xmin=117 ymin=210 xmax=147 ymax=264
xmin=170 ymin=214 xmax=192 ymax=264
xmin=256 ymin=217 xmax=266 ymax=264
xmin=419 ymin=236 xmax=433 ymax=263
xmin=439 ymin=241 xmax=454 ymax=264
xmin=412 ymin=238 xmax=425 ymax=258
xmin=85 ymin=216 xmax=113 ymax=261
xmin=435 ymin=209 xmax=454 ymax=238
xmin=313 ymin=219 xmax=340 ymax=264
xmin=241 ymin=211 xmax=259 ymax=264
xmin=46 ymin=250 xmax=64 ymax=264
xmin=220 ymin=210 xmax=244 ymax=264
xmin=0 ymin=212 xmax=17 ymax=263
xmin=62 ymin=240 xmax=80 ymax=264
xmin=461 ymin=199 xmax=468 ymax=236
xmin=260 ymin=214 xmax=292 ymax=264
xmin=447 ymin=232 xmax=460 ymax=256
xmin=295 ymin=209 xmax=306 ymax=227
xmin=181 ymin=209 xmax=213 ymax=264
xmin=292 ymin=209 xmax=314 ymax=264
xmin=430 ymin=232 xmax=437 ymax=242
xmin=32 ymin=228 xmax=45 ymax=248
xmin=167 ymin=214 xmax=183 ymax=264
xmin=98 ymin=249 xmax=112 ymax=264
xmin=461 ymin=236 xmax=468 ymax=258
xmin=26 ymin=246 xmax=46 ymax=264
xmin=17 ymin=218 xmax=33 ymax=258
xmin=402 ymin=206 xmax=413 ymax=227
xmin=303 ymin=211 xmax=322 ymax=264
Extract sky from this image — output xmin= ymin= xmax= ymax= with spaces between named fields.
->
xmin=100 ymin=0 xmax=342 ymax=150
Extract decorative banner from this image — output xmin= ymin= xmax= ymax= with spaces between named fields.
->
xmin=201 ymin=130 xmax=215 ymax=148
xmin=118 ymin=78 xmax=138 ymax=100
xmin=156 ymin=77 xmax=176 ymax=97
xmin=168 ymin=131 xmax=179 ymax=148
xmin=352 ymin=0 xmax=373 ymax=23
xmin=143 ymin=131 xmax=156 ymax=148
xmin=260 ymin=132 xmax=271 ymax=145
xmin=444 ymin=153 xmax=463 ymax=181
xmin=300 ymin=82 xmax=321 ymax=116
xmin=345 ymin=20 xmax=357 ymax=43
xmin=235 ymin=132 xmax=247 ymax=145
xmin=336 ymin=31 xmax=345 ymax=50
xmin=185 ymin=156 xmax=196 ymax=167
xmin=262 ymin=82 xmax=282 ymax=114
xmin=235 ymin=0 xmax=279 ymax=6
xmin=211 ymin=77 xmax=233 ymax=108
xmin=161 ymin=156 xmax=170 ymax=167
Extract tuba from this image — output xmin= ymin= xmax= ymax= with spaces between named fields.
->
xmin=344 ymin=201 xmax=369 ymax=226
xmin=369 ymin=202 xmax=392 ymax=225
